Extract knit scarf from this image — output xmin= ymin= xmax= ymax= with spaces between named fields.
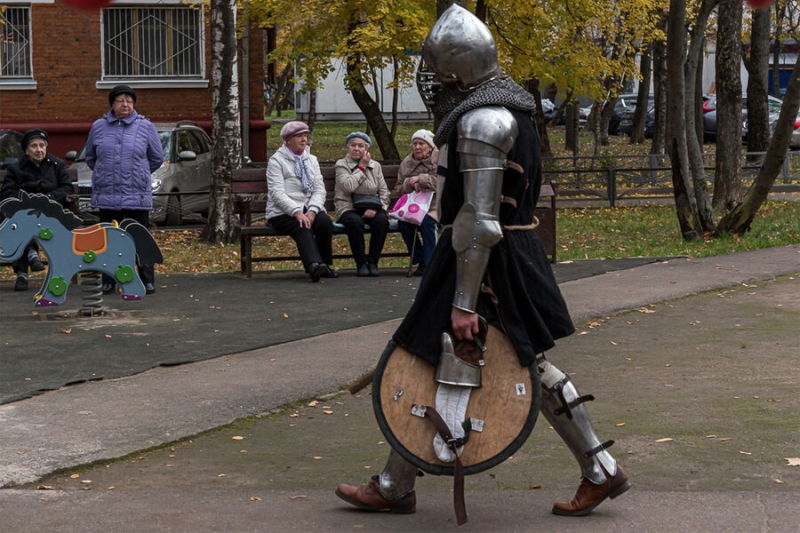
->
xmin=292 ymin=152 xmax=314 ymax=193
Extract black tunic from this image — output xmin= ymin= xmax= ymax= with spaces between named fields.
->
xmin=393 ymin=108 xmax=575 ymax=367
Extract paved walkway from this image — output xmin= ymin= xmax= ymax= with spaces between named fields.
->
xmin=1 ymin=245 xmax=798 ymax=532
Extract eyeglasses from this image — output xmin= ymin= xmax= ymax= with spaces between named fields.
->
xmin=114 ymin=98 xmax=134 ymax=105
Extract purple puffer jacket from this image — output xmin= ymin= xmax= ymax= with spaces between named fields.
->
xmin=85 ymin=109 xmax=164 ymax=211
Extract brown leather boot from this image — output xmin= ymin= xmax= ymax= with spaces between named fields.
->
xmin=336 ymin=475 xmax=416 ymax=514
xmin=552 ymin=464 xmax=630 ymax=516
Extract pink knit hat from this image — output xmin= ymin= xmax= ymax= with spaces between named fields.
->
xmin=280 ymin=121 xmax=311 ymax=142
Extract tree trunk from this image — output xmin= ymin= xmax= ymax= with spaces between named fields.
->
xmin=714 ymin=0 xmax=743 ymax=214
xmin=716 ymin=53 xmax=800 ymax=234
xmin=666 ymin=0 xmax=702 ymax=240
xmin=528 ymin=79 xmax=552 ymax=157
xmin=684 ymin=0 xmax=717 ymax=232
xmin=744 ymin=8 xmax=771 ymax=155
xmin=629 ymin=44 xmax=651 ymax=145
xmin=345 ymin=57 xmax=400 ymax=162
xmin=202 ymin=0 xmax=241 ymax=244
xmin=650 ymin=23 xmax=667 ymax=156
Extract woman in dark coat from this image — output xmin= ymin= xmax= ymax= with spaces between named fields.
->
xmin=1 ymin=129 xmax=73 ymax=291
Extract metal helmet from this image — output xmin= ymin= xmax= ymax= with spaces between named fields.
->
xmin=420 ymin=5 xmax=499 ymax=92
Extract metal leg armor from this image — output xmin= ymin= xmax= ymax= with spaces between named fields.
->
xmin=537 ymin=357 xmax=618 ymax=485
xmin=379 ymin=449 xmax=420 ymax=500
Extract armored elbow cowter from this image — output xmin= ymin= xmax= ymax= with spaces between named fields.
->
xmin=451 ymin=106 xmax=518 ymax=313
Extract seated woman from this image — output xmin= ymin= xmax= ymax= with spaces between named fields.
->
xmin=265 ymin=121 xmax=337 ymax=282
xmin=0 ymin=129 xmax=73 ymax=291
xmin=395 ymin=129 xmax=439 ymax=276
xmin=334 ymin=132 xmax=390 ymax=277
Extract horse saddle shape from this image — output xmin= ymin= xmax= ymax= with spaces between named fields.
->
xmin=72 ymin=224 xmax=108 ymax=255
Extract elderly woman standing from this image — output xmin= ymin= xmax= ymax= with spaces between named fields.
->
xmin=85 ymin=85 xmax=164 ymax=295
xmin=334 ymin=132 xmax=390 ymax=277
xmin=396 ymin=129 xmax=439 ymax=276
xmin=266 ymin=121 xmax=336 ymax=282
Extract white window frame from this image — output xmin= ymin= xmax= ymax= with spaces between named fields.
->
xmin=97 ymin=0 xmax=208 ymax=90
xmin=0 ymin=2 xmax=49 ymax=90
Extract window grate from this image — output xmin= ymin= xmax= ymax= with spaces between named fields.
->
xmin=102 ymin=7 xmax=203 ymax=79
xmin=0 ymin=7 xmax=32 ymax=78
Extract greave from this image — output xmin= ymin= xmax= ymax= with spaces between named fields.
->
xmin=538 ymin=359 xmax=618 ymax=485
xmin=379 ymin=449 xmax=419 ymax=501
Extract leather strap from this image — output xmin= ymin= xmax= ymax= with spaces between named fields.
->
xmin=421 ymin=406 xmax=468 ymax=525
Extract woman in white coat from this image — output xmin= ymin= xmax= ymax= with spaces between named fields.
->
xmin=265 ymin=121 xmax=336 ymax=282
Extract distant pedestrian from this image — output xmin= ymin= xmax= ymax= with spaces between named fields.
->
xmin=85 ymin=85 xmax=164 ymax=295
xmin=1 ymin=129 xmax=73 ymax=291
xmin=333 ymin=132 xmax=391 ymax=277
xmin=265 ymin=121 xmax=337 ymax=282
xmin=395 ymin=129 xmax=438 ymax=276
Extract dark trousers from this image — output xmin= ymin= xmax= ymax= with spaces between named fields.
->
xmin=12 ymin=243 xmax=39 ymax=276
xmin=268 ymin=212 xmax=334 ymax=272
xmin=398 ymin=215 xmax=438 ymax=267
xmin=99 ymin=209 xmax=155 ymax=285
xmin=338 ymin=209 xmax=389 ymax=265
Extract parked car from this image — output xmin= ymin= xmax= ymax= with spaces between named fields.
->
xmin=614 ymin=94 xmax=654 ymax=136
xmin=67 ymin=121 xmax=212 ymax=226
xmin=0 ymin=129 xmax=24 ymax=170
xmin=703 ymin=94 xmax=783 ymax=142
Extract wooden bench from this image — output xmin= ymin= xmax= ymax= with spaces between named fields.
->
xmin=234 ymin=165 xmax=406 ymax=277
xmin=233 ymin=166 xmax=558 ymax=277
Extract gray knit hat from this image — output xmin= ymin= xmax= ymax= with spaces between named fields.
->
xmin=345 ymin=131 xmax=371 ymax=147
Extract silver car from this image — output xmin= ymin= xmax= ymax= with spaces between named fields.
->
xmin=67 ymin=121 xmax=212 ymax=226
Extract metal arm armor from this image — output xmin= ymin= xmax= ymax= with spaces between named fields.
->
xmin=451 ymin=106 xmax=518 ymax=312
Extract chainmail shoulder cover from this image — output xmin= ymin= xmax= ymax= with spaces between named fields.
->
xmin=434 ymin=77 xmax=538 ymax=146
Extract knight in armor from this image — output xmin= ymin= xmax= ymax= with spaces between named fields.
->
xmin=336 ymin=4 xmax=630 ymax=519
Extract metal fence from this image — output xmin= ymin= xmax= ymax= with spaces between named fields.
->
xmin=542 ymin=151 xmax=800 ymax=207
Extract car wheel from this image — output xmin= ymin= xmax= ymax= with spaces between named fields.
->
xmin=165 ymin=193 xmax=182 ymax=227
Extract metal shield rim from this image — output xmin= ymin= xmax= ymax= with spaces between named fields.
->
xmin=372 ymin=338 xmax=541 ymax=476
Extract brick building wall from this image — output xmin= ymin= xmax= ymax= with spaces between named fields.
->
xmin=0 ymin=1 xmax=269 ymax=160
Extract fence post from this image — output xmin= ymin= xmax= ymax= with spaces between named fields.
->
xmin=783 ymin=151 xmax=790 ymax=184
xmin=607 ymin=168 xmax=616 ymax=207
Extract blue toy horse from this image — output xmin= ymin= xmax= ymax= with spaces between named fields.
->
xmin=0 ymin=192 xmax=163 ymax=307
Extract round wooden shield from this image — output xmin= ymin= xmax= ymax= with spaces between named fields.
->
xmin=373 ymin=325 xmax=540 ymax=476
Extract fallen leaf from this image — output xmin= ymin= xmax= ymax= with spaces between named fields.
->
xmin=218 ymin=474 xmax=226 ymax=477
xmin=289 ymin=413 xmax=299 ymax=418
xmin=70 ymin=474 xmax=80 ymax=479
xmin=80 ymin=479 xmax=92 ymax=484
xmin=785 ymin=458 xmax=800 ymax=466
xmin=250 ymin=496 xmax=262 ymax=501
xmin=638 ymin=307 xmax=655 ymax=314
xmin=313 ymin=456 xmax=323 ymax=460
xmin=615 ymin=422 xmax=626 ymax=427
xmin=232 ymin=436 xmax=244 ymax=441
xmin=323 ymin=409 xmax=334 ymax=415
xmin=61 ymin=328 xmax=72 ymax=334
xmin=16 ymin=451 xmax=25 ymax=455
xmin=739 ymin=451 xmax=752 ymax=455
xmin=532 ymin=483 xmax=543 ymax=489
xmin=655 ymin=438 xmax=673 ymax=443
xmin=610 ymin=341 xmax=618 ymax=346
xmin=107 ymin=486 xmax=115 ymax=490
xmin=104 ymin=334 xmax=112 ymax=338
xmin=283 ymin=313 xmax=289 ymax=318
xmin=307 ymin=400 xmax=319 ymax=407
xmin=37 ymin=485 xmax=54 ymax=490
xmin=290 ymin=495 xmax=308 ymax=500
xmin=774 ymin=479 xmax=784 ymax=484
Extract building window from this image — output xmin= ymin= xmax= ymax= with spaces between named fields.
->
xmin=0 ymin=6 xmax=32 ymax=79
xmin=102 ymin=6 xmax=204 ymax=79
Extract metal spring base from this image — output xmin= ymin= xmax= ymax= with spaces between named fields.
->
xmin=79 ymin=271 xmax=106 ymax=317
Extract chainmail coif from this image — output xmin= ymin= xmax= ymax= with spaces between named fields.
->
xmin=433 ymin=77 xmax=538 ymax=146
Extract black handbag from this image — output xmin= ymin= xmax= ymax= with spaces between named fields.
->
xmin=352 ymin=193 xmax=382 ymax=210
